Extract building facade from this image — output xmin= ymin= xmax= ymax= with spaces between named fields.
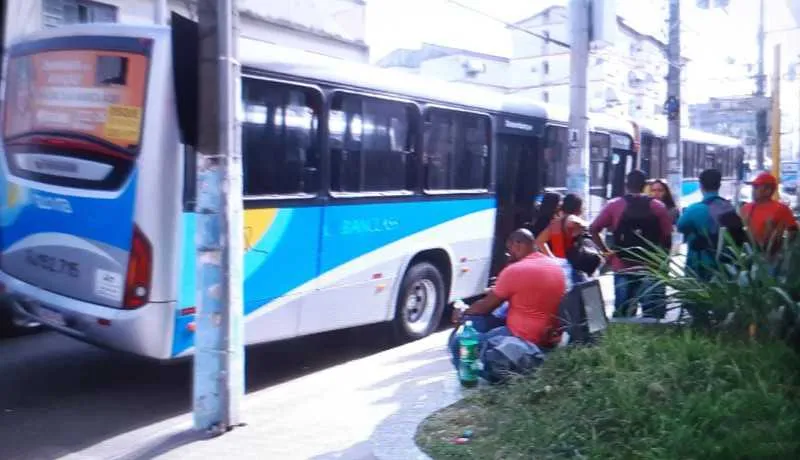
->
xmin=376 ymin=43 xmax=509 ymax=93
xmin=689 ymin=96 xmax=762 ymax=161
xmin=507 ymin=5 xmax=687 ymax=123
xmin=3 ymin=0 xmax=368 ymax=62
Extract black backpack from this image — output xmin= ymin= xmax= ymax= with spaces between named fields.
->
xmin=562 ymin=218 xmax=604 ymax=275
xmin=689 ymin=195 xmax=746 ymax=262
xmin=614 ymin=195 xmax=667 ymax=252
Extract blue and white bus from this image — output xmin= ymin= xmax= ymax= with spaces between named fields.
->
xmin=635 ymin=120 xmax=744 ymax=208
xmin=0 ymin=22 xmax=740 ymax=359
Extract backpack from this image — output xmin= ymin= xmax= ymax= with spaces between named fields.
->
xmin=689 ymin=195 xmax=746 ymax=262
xmin=561 ymin=218 xmax=604 ymax=275
xmin=478 ymin=334 xmax=546 ymax=384
xmin=614 ymin=195 xmax=666 ymax=253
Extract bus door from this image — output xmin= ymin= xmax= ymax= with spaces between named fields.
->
xmin=492 ymin=116 xmax=544 ymax=277
xmin=588 ymin=132 xmax=611 ymax=221
xmin=607 ymin=133 xmax=636 ymax=198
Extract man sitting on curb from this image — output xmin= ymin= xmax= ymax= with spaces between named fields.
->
xmin=448 ymin=229 xmax=567 ymax=369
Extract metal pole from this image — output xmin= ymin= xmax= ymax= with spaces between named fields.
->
xmin=193 ymin=0 xmax=245 ymax=434
xmin=756 ymin=0 xmax=766 ymax=170
xmin=666 ymin=0 xmax=682 ymax=208
xmin=771 ymin=44 xmax=781 ymax=199
xmin=567 ymin=0 xmax=590 ymax=208
xmin=154 ymin=0 xmax=168 ymax=25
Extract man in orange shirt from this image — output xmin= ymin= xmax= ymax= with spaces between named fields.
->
xmin=449 ymin=229 xmax=566 ymax=368
xmin=741 ymin=172 xmax=798 ymax=254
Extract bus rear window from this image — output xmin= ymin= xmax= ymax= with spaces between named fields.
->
xmin=2 ymin=37 xmax=151 ymax=155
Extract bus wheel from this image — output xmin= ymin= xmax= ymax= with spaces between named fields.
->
xmin=393 ymin=262 xmax=446 ymax=342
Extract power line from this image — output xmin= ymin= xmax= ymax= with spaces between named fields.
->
xmin=443 ymin=0 xmax=571 ymax=49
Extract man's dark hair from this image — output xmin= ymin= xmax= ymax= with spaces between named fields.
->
xmin=507 ymin=228 xmax=534 ymax=245
xmin=562 ymin=193 xmax=583 ymax=215
xmin=699 ymin=169 xmax=722 ymax=192
xmin=626 ymin=169 xmax=647 ymax=193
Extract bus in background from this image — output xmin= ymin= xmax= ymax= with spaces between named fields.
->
xmin=635 ymin=120 xmax=744 ymax=208
xmin=537 ymin=104 xmax=637 ymax=223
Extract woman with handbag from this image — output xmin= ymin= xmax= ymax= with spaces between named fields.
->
xmin=534 ymin=193 xmax=598 ymax=284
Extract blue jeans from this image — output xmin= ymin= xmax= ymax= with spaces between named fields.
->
xmin=613 ymin=272 xmax=660 ymax=318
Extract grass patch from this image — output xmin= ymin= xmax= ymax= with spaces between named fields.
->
xmin=416 ymin=324 xmax=800 ymax=460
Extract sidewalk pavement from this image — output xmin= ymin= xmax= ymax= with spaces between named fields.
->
xmin=61 ymin=327 xmax=465 ymax=460
xmin=60 ymin=274 xmax=664 ymax=460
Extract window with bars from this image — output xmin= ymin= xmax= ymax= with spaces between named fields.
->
xmin=43 ymin=0 xmax=118 ymax=28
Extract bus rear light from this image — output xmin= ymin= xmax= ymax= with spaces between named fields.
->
xmin=12 ymin=135 xmax=130 ymax=161
xmin=123 ymin=225 xmax=152 ymax=309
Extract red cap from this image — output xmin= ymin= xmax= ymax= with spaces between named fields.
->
xmin=749 ymin=172 xmax=777 ymax=187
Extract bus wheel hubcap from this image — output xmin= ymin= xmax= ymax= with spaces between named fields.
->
xmin=404 ymin=279 xmax=436 ymax=335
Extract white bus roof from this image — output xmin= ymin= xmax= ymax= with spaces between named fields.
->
xmin=240 ymin=37 xmax=550 ymax=121
xmin=637 ymin=119 xmax=741 ymax=147
xmin=8 ymin=24 xmax=728 ymax=145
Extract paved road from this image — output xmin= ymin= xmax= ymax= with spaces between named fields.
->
xmin=0 ymin=274 xmax=625 ymax=460
xmin=0 ymin=325 xmax=401 ymax=460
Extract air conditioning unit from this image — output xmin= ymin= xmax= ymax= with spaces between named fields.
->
xmin=462 ymin=59 xmax=486 ymax=77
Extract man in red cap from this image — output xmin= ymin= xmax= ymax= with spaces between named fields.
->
xmin=741 ymin=172 xmax=798 ymax=253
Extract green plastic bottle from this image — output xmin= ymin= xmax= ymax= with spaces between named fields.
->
xmin=457 ymin=320 xmax=480 ymax=388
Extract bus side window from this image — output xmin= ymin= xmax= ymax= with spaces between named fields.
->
xmin=543 ymin=125 xmax=567 ymax=189
xmin=241 ymin=78 xmax=322 ymax=196
xmin=329 ymin=94 xmax=417 ymax=193
xmin=682 ymin=141 xmax=693 ymax=178
xmin=423 ymin=109 xmax=490 ymax=192
xmin=182 ymin=144 xmax=196 ymax=210
xmin=589 ymin=132 xmax=609 ymax=197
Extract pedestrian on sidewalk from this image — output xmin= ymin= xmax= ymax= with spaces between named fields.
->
xmin=741 ymin=171 xmax=798 ymax=259
xmin=534 ymin=193 xmax=590 ymax=286
xmin=678 ymin=169 xmax=745 ymax=280
xmin=448 ymin=229 xmax=566 ymax=369
xmin=589 ymin=170 xmax=673 ymax=318
xmin=677 ymin=169 xmax=746 ymax=327
xmin=645 ymin=178 xmax=680 ymax=319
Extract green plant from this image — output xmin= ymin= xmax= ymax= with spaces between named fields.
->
xmin=417 ymin=325 xmax=800 ymax=460
xmin=621 ymin=233 xmax=800 ymax=347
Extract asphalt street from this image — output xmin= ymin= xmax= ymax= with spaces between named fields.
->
xmin=0 ymin=324 xmax=400 ymax=460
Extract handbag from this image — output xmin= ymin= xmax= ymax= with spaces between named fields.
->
xmin=562 ymin=218 xmax=604 ymax=275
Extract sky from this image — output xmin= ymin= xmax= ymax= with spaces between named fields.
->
xmin=365 ymin=0 xmax=800 ymax=104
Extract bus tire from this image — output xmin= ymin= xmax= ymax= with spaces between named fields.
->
xmin=392 ymin=262 xmax=446 ymax=342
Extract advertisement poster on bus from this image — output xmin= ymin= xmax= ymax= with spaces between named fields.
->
xmin=3 ymin=48 xmax=149 ymax=153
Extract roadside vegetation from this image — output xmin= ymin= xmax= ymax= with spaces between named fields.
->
xmin=417 ymin=238 xmax=800 ymax=459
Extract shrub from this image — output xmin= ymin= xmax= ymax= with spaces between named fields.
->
xmin=417 ymin=325 xmax=800 ymax=460
xmin=622 ymin=235 xmax=800 ymax=348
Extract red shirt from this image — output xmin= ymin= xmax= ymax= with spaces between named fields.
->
xmin=493 ymin=253 xmax=566 ymax=347
xmin=741 ymin=200 xmax=798 ymax=250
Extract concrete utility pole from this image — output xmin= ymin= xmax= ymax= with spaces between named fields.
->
xmin=567 ymin=0 xmax=591 ymax=207
xmin=193 ymin=0 xmax=245 ymax=434
xmin=756 ymin=0 xmax=767 ymax=170
xmin=666 ymin=0 xmax=682 ymax=208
